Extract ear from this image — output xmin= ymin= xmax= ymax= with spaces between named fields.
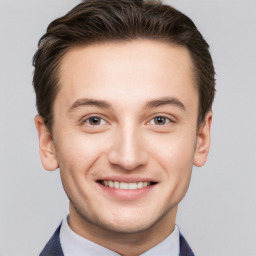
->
xmin=34 ymin=115 xmax=59 ymax=171
xmin=193 ymin=111 xmax=213 ymax=167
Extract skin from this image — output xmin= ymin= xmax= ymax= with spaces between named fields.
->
xmin=35 ymin=40 xmax=212 ymax=256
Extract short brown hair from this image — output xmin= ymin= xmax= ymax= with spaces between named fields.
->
xmin=33 ymin=0 xmax=215 ymax=129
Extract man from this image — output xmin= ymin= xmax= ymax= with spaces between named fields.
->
xmin=33 ymin=0 xmax=215 ymax=255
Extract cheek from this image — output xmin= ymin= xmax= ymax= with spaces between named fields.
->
xmin=148 ymin=131 xmax=197 ymax=170
xmin=56 ymin=131 xmax=101 ymax=160
xmin=54 ymin=132 xmax=107 ymax=180
xmin=54 ymin=134 xmax=104 ymax=202
xmin=160 ymin=143 xmax=194 ymax=188
xmin=148 ymin=132 xmax=196 ymax=199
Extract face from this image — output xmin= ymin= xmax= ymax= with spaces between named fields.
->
xmin=36 ymin=40 xmax=211 ymax=237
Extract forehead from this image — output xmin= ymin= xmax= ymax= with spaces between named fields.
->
xmin=56 ymin=40 xmax=197 ymax=110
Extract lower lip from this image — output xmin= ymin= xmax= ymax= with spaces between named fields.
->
xmin=97 ymin=182 xmax=155 ymax=201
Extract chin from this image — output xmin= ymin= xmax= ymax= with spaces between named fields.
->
xmin=96 ymin=208 xmax=169 ymax=234
xmin=99 ymin=218 xmax=155 ymax=234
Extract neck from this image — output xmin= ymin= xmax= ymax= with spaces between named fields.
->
xmin=68 ymin=204 xmax=178 ymax=256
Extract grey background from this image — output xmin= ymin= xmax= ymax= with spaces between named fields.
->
xmin=0 ymin=0 xmax=255 ymax=255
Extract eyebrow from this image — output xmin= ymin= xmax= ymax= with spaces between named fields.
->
xmin=69 ymin=96 xmax=186 ymax=112
xmin=69 ymin=98 xmax=111 ymax=112
xmin=144 ymin=97 xmax=186 ymax=111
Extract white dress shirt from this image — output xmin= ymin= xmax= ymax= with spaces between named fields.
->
xmin=60 ymin=215 xmax=180 ymax=256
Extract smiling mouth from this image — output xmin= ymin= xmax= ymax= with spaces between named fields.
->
xmin=98 ymin=180 xmax=157 ymax=190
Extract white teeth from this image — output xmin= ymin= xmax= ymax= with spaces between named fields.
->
xmin=101 ymin=181 xmax=151 ymax=189
xmin=128 ymin=183 xmax=137 ymax=190
xmin=109 ymin=180 xmax=114 ymax=188
xmin=120 ymin=182 xmax=128 ymax=189
xmin=114 ymin=181 xmax=120 ymax=189
xmin=137 ymin=182 xmax=143 ymax=189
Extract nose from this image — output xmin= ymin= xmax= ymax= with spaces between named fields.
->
xmin=107 ymin=126 xmax=148 ymax=171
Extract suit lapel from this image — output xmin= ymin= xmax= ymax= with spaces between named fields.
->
xmin=40 ymin=224 xmax=64 ymax=256
xmin=179 ymin=232 xmax=195 ymax=256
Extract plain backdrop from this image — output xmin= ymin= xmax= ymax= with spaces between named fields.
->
xmin=0 ymin=0 xmax=255 ymax=255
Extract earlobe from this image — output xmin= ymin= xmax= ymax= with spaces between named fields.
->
xmin=193 ymin=112 xmax=212 ymax=167
xmin=34 ymin=115 xmax=59 ymax=171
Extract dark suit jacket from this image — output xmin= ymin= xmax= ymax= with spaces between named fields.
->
xmin=40 ymin=225 xmax=195 ymax=256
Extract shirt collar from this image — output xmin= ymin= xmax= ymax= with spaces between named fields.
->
xmin=60 ymin=215 xmax=180 ymax=256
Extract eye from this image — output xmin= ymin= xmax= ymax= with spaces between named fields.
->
xmin=84 ymin=116 xmax=107 ymax=126
xmin=148 ymin=116 xmax=172 ymax=125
